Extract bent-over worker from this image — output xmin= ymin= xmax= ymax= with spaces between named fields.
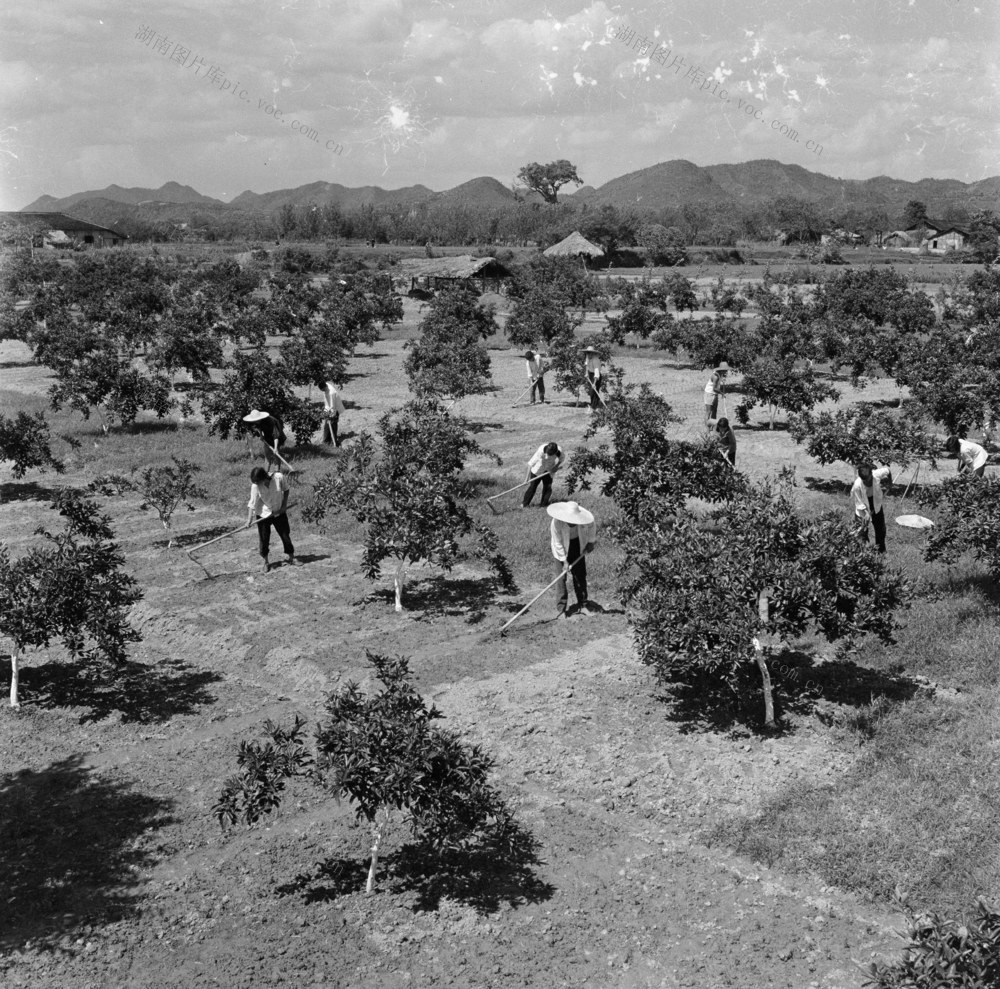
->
xmin=243 ymin=409 xmax=286 ymax=470
xmin=522 ymin=441 xmax=564 ymax=508
xmin=945 ymin=435 xmax=988 ymax=477
xmin=246 ymin=466 xmax=296 ymax=573
xmin=716 ymin=416 xmax=737 ymax=467
xmin=548 ymin=501 xmax=597 ymax=617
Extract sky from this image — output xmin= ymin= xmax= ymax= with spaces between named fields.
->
xmin=1 ymin=0 xmax=997 ymax=210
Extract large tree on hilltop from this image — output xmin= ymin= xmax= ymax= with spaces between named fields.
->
xmin=515 ymin=160 xmax=583 ymax=204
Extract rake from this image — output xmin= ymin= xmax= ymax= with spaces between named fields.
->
xmin=497 ymin=553 xmax=585 ymax=635
xmin=485 ymin=472 xmax=551 ymax=514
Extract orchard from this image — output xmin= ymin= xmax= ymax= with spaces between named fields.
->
xmin=0 ymin=238 xmax=998 ymax=987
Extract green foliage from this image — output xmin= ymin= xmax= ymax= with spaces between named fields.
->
xmin=0 ymin=490 xmax=143 ymax=706
xmin=604 ymin=297 xmax=669 ymax=345
xmin=403 ymin=285 xmax=495 ymax=399
xmin=0 ymin=411 xmax=65 ymax=478
xmin=637 ymin=223 xmax=688 ymax=266
xmin=305 ymin=400 xmax=514 ymax=609
xmin=216 ymin=653 xmax=521 ymax=893
xmin=90 ymin=456 xmax=206 ymax=544
xmin=543 ymin=330 xmax=620 ymax=400
xmin=812 ymin=267 xmax=935 ymax=335
xmin=736 ymin=358 xmax=840 ymax=429
xmin=504 ymin=287 xmax=580 ymax=347
xmin=202 ymin=350 xmax=321 ymax=442
xmin=789 ymin=404 xmax=937 ymax=469
xmin=516 ymin=159 xmax=583 ymax=204
xmin=507 ymin=254 xmax=607 ymax=313
xmin=863 ymin=895 xmax=1000 ymax=988
xmin=919 ymin=473 xmax=1000 ymax=578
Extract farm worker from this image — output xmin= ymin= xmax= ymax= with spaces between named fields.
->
xmin=246 ymin=466 xmax=296 ymax=573
xmin=524 ymin=350 xmax=547 ymax=404
xmin=548 ymin=501 xmax=597 ymax=618
xmin=321 ymin=380 xmax=345 ymax=446
xmin=715 ymin=417 xmax=737 ymax=467
xmin=944 ymin=435 xmax=988 ymax=477
xmin=704 ymin=362 xmax=729 ymax=425
xmin=583 ymin=346 xmax=603 ymax=408
xmin=522 ymin=441 xmax=564 ymax=508
xmin=243 ymin=409 xmax=286 ymax=470
xmin=851 ymin=462 xmax=892 ymax=554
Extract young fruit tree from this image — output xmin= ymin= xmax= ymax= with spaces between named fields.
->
xmin=89 ymin=456 xmax=207 ymax=547
xmin=215 ymin=652 xmax=524 ymax=894
xmin=735 ymin=357 xmax=840 ymax=430
xmin=615 ymin=478 xmax=909 ymax=726
xmin=0 ymin=489 xmax=143 ymax=708
xmin=0 ymin=411 xmax=66 ymax=479
xmin=305 ymin=400 xmax=514 ymax=611
xmin=788 ymin=404 xmax=938 ymax=470
xmin=403 ymin=285 xmax=495 ymax=399
xmin=544 ymin=330 xmax=621 ymax=406
xmin=918 ymin=473 xmax=1000 ymax=579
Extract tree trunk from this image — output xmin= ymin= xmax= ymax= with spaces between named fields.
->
xmin=365 ymin=807 xmax=392 ymax=894
xmin=754 ymin=638 xmax=776 ymax=727
xmin=10 ymin=648 xmax=20 ymax=709
xmin=394 ymin=564 xmax=406 ymax=612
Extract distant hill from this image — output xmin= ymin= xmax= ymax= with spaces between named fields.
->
xmin=20 ymin=161 xmax=1000 ymax=226
xmin=23 ymin=182 xmax=222 ymax=212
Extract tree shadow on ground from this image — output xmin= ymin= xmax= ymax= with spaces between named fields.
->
xmin=0 ymin=479 xmax=67 ymax=504
xmin=464 ymin=420 xmax=505 ymax=434
xmin=374 ymin=575 xmax=514 ymax=625
xmin=0 ymin=755 xmax=174 ymax=952
xmin=802 ymin=476 xmax=853 ymax=495
xmin=278 ymin=823 xmax=554 ymax=915
xmin=654 ymin=647 xmax=925 ymax=736
xmin=169 ymin=523 xmax=241 ymax=549
xmin=17 ymin=654 xmax=222 ymax=724
xmin=0 ymin=359 xmax=37 ymax=369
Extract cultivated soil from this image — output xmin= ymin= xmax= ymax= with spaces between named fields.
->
xmin=0 ymin=305 xmax=951 ymax=989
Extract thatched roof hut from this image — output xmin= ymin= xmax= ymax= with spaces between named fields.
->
xmin=392 ymin=255 xmax=511 ymax=294
xmin=544 ymin=231 xmax=604 ymax=258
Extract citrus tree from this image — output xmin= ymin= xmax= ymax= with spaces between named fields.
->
xmin=0 ymin=490 xmax=143 ymax=708
xmin=918 ymin=473 xmax=1000 ymax=578
xmin=0 ymin=411 xmax=66 ymax=479
xmin=305 ymin=400 xmax=514 ymax=611
xmin=735 ymin=358 xmax=840 ymax=430
xmin=216 ymin=652 xmax=524 ymax=895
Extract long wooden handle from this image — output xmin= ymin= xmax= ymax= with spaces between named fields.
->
xmin=498 ymin=554 xmax=584 ymax=634
xmin=511 ymin=382 xmax=534 ymax=407
xmin=186 ymin=501 xmax=297 ymax=555
xmin=486 ymin=471 xmax=551 ymax=502
xmin=268 ymin=444 xmax=296 ymax=473
xmin=584 ymin=375 xmax=608 ymax=406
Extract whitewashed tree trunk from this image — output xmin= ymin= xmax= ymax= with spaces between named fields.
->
xmin=394 ymin=564 xmax=406 ymax=612
xmin=365 ymin=807 xmax=392 ymax=894
xmin=10 ymin=648 xmax=20 ymax=709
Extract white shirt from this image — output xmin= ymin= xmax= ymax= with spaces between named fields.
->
xmin=324 ymin=385 xmax=345 ymax=415
xmin=526 ymin=355 xmax=545 ymax=379
xmin=528 ymin=444 xmax=563 ymax=477
xmin=550 ymin=518 xmax=597 ymax=562
xmin=958 ymin=439 xmax=988 ymax=470
xmin=248 ymin=472 xmax=289 ymax=518
xmin=584 ymin=353 xmax=602 ymax=376
xmin=851 ymin=467 xmax=891 ymax=518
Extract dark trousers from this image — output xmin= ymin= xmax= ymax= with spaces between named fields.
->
xmin=259 ymin=439 xmax=284 ymax=469
xmin=859 ymin=497 xmax=886 ymax=552
xmin=554 ymin=536 xmax=587 ymax=612
xmin=257 ymin=513 xmax=294 ymax=559
xmin=322 ymin=413 xmax=340 ymax=446
xmin=587 ymin=372 xmax=602 ymax=408
xmin=530 ymin=376 xmax=546 ymax=403
xmin=522 ymin=472 xmax=552 ymax=507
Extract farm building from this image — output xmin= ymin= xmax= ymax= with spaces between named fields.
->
xmin=0 ymin=211 xmax=127 ymax=247
xmin=922 ymin=227 xmax=968 ymax=253
xmin=544 ymin=231 xmax=605 ymax=260
xmin=820 ymin=228 xmax=864 ymax=246
xmin=391 ymin=255 xmax=511 ymax=295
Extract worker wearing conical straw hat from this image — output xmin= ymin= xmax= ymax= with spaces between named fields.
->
xmin=548 ymin=501 xmax=597 ymax=617
xmin=243 ymin=409 xmax=286 ymax=469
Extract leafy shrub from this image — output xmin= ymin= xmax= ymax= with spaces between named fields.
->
xmin=863 ymin=895 xmax=1000 ymax=988
xmin=919 ymin=473 xmax=1000 ymax=578
xmin=216 ymin=652 xmax=524 ymax=894
xmin=0 ymin=411 xmax=65 ymax=478
xmin=737 ymin=358 xmax=840 ymax=429
xmin=504 ymin=287 xmax=579 ymax=347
